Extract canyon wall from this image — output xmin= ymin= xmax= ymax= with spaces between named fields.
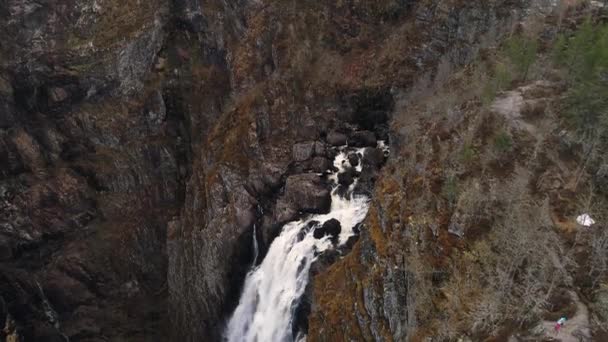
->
xmin=6 ymin=1 xmax=599 ymax=341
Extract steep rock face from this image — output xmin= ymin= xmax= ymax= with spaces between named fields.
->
xmin=168 ymin=0 xmax=533 ymax=340
xmin=0 ymin=0 xmax=177 ymax=340
xmin=166 ymin=1 xmax=409 ymax=339
xmin=0 ymin=0 xmax=562 ymax=341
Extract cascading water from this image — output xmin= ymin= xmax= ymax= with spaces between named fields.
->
xmin=225 ymin=144 xmax=384 ymax=342
xmin=251 ymin=224 xmax=259 ymax=267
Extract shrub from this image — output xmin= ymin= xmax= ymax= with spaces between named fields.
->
xmin=460 ymin=144 xmax=476 ymax=164
xmin=481 ymin=62 xmax=513 ymax=106
xmin=553 ymin=20 xmax=608 ymax=136
xmin=493 ymin=131 xmax=513 ymax=153
xmin=503 ymin=34 xmax=538 ymax=81
xmin=466 ymin=176 xmax=569 ymax=334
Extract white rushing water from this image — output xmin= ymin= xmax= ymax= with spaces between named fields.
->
xmin=224 ymin=146 xmax=374 ymax=342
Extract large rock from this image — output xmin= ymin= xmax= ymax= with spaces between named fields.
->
xmin=281 ymin=174 xmax=331 ymax=215
xmin=348 ymin=131 xmax=377 ymax=147
xmin=273 ymin=174 xmax=331 ymax=226
xmin=313 ymin=219 xmax=342 ymax=243
xmin=348 ymin=152 xmax=360 ymax=167
xmin=338 ymin=168 xmax=358 ymax=187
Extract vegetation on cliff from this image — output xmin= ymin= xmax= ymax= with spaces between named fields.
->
xmin=310 ymin=1 xmax=608 ymax=341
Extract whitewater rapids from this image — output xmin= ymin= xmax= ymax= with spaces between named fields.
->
xmin=224 ymin=146 xmax=375 ymax=342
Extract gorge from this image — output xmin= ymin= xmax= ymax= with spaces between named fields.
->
xmin=2 ymin=1 xmax=608 ymax=342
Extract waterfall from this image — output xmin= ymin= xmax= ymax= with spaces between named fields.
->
xmin=225 ymin=145 xmax=378 ymax=342
xmin=252 ymin=224 xmax=259 ymax=267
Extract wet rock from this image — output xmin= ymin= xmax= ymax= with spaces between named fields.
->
xmin=326 ymin=132 xmax=348 ymax=146
xmin=313 ymin=219 xmax=341 ymax=243
xmin=323 ymin=219 xmax=342 ymax=242
xmin=338 ymin=169 xmax=356 ymax=187
xmin=298 ymin=221 xmax=320 ymax=241
xmin=348 ymin=131 xmax=377 ymax=147
xmin=348 ymin=153 xmax=360 ymax=167
xmin=343 ymin=223 xmax=362 ymax=250
xmin=312 ymin=223 xmax=327 ymax=240
xmin=311 ymin=157 xmax=330 ymax=173
xmin=293 ymin=142 xmax=316 ymax=162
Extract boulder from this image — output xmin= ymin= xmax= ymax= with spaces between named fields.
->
xmin=313 ymin=219 xmax=342 ymax=243
xmin=274 ymin=199 xmax=299 ymax=224
xmin=348 ymin=131 xmax=377 ymax=147
xmin=313 ymin=227 xmax=325 ymax=239
xmin=348 ymin=153 xmax=360 ymax=167
xmin=323 ymin=219 xmax=341 ymax=240
xmin=293 ymin=142 xmax=315 ymax=162
xmin=277 ymin=174 xmax=331 ymax=221
xmin=326 ymin=132 xmax=347 ymax=146
xmin=338 ymin=168 xmax=358 ymax=187
xmin=286 ymin=174 xmax=330 ymax=211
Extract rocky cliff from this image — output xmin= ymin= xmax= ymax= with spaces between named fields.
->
xmin=2 ymin=0 xmax=608 ymax=341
